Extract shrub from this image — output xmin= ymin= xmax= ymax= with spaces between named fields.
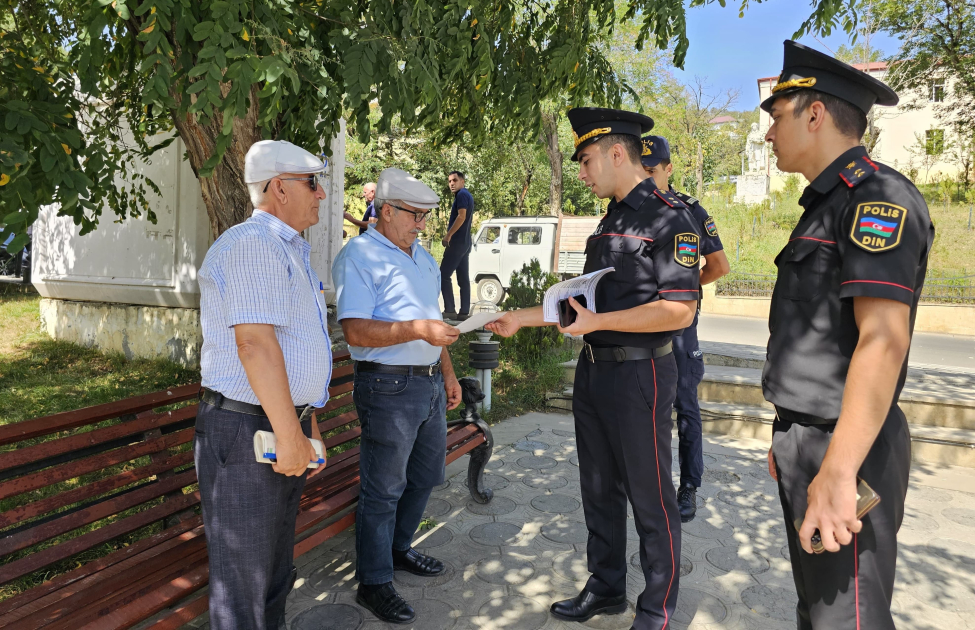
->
xmin=499 ymin=259 xmax=564 ymax=363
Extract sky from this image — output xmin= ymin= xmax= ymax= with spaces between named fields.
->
xmin=668 ymin=0 xmax=901 ymax=110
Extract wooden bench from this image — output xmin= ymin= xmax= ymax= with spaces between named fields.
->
xmin=0 ymin=349 xmax=494 ymax=629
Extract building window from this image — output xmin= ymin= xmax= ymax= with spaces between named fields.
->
xmin=929 ymin=79 xmax=945 ymax=102
xmin=507 ymin=226 xmax=542 ymax=245
xmin=926 ymin=129 xmax=945 ymax=155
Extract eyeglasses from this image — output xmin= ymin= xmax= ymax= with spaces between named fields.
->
xmin=389 ymin=203 xmax=431 ymax=223
xmin=262 ymin=171 xmax=327 ymax=193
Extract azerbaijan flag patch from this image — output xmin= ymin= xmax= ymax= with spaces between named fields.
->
xmin=674 ymin=233 xmax=701 ymax=268
xmin=850 ymin=202 xmax=907 ymax=253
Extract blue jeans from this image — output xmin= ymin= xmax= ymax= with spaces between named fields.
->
xmin=353 ymin=369 xmax=447 ymax=585
xmin=194 ymin=403 xmax=311 ymax=630
xmin=440 ymin=241 xmax=471 ymax=314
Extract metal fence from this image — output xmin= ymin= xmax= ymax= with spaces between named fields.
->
xmin=716 ymin=272 xmax=975 ymax=304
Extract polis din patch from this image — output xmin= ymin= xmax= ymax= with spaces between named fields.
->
xmin=674 ymin=233 xmax=700 ymax=268
xmin=850 ymin=202 xmax=907 ymax=252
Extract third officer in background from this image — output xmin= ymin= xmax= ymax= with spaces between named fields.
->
xmin=488 ymin=108 xmax=701 ymax=630
xmin=641 ymin=135 xmax=730 ymax=522
xmin=762 ymin=40 xmax=934 ymax=629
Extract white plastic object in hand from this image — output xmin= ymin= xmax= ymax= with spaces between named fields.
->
xmin=253 ymin=430 xmax=325 ymax=468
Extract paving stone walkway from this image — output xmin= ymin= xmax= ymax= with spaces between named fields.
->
xmin=186 ymin=412 xmax=975 ymax=630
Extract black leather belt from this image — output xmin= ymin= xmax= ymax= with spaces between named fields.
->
xmin=200 ymin=388 xmax=313 ymax=419
xmin=355 ymin=361 xmax=441 ymax=376
xmin=583 ymin=341 xmax=673 ymax=362
xmin=774 ymin=406 xmax=837 ymax=426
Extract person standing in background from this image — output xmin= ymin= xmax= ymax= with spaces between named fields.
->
xmin=641 ymin=135 xmax=730 ymax=522
xmin=440 ymin=171 xmax=475 ymax=321
xmin=344 ymin=182 xmax=378 ymax=235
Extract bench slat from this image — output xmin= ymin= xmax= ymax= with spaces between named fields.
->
xmin=76 ymin=561 xmax=210 ymax=630
xmin=318 ymin=384 xmax=353 ymax=412
xmin=317 ymin=409 xmax=358 ymax=435
xmin=322 ymin=426 xmax=361 ymax=450
xmin=0 ymin=491 xmax=200 ymax=585
xmin=0 ymin=428 xmax=194 ymax=501
xmin=0 ymin=385 xmax=201 ymax=447
xmin=0 ymin=451 xmax=194 ymax=529
xmin=0 ymin=518 xmax=203 ymax=621
xmin=11 ymin=544 xmax=210 ymax=630
xmin=0 ymin=349 xmax=351 ymax=448
xmin=43 ymin=549 xmax=210 ymax=630
xmin=146 ymin=509 xmax=360 ymax=630
xmin=0 ymin=469 xmax=198 ymax=557
xmin=0 ymin=407 xmax=197 ymax=474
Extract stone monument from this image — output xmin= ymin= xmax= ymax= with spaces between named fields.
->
xmin=735 ymin=122 xmax=770 ymax=203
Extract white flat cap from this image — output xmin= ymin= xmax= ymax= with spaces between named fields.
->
xmin=377 ymin=167 xmax=440 ymax=209
xmin=244 ymin=140 xmax=325 ymax=183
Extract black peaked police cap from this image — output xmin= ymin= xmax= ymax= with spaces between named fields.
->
xmin=760 ymin=40 xmax=899 ymax=114
xmin=567 ymin=107 xmax=654 ymax=161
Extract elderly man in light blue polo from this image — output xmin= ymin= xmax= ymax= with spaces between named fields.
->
xmin=332 ymin=167 xmax=462 ymax=625
xmin=196 ymin=140 xmax=331 ymax=630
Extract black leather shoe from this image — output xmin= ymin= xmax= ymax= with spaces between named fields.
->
xmin=442 ymin=311 xmax=458 ymax=320
xmin=678 ymin=482 xmax=697 ymax=523
xmin=550 ymin=589 xmax=627 ymax=622
xmin=456 ymin=312 xmax=470 ymax=321
xmin=393 ymin=547 xmax=445 ymax=576
xmin=356 ymin=582 xmax=416 ymax=624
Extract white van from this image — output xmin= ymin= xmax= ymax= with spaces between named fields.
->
xmin=469 ymin=215 xmax=601 ymax=304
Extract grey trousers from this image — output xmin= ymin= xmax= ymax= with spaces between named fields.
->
xmin=772 ymin=406 xmax=911 ymax=630
xmin=194 ymin=402 xmax=311 ymax=630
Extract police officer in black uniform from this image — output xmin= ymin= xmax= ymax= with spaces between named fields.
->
xmin=641 ymin=135 xmax=730 ymax=522
xmin=761 ymin=41 xmax=934 ymax=630
xmin=487 ymin=108 xmax=702 ymax=630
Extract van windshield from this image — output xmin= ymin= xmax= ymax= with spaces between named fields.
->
xmin=477 ymin=226 xmax=501 ymax=244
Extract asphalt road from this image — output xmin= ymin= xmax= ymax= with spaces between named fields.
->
xmin=698 ymin=313 xmax=975 ymax=371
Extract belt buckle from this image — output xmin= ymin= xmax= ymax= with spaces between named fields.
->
xmin=584 ymin=343 xmax=594 ymax=363
xmin=426 ymin=365 xmax=434 ymax=376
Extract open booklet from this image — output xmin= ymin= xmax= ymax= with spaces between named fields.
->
xmin=542 ymin=267 xmax=614 ymax=323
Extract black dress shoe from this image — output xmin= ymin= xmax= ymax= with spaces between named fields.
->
xmin=678 ymin=482 xmax=697 ymax=523
xmin=455 ymin=312 xmax=470 ymax=321
xmin=393 ymin=547 xmax=445 ymax=576
xmin=550 ymin=589 xmax=628 ymax=622
xmin=442 ymin=311 xmax=458 ymax=320
xmin=356 ymin=582 xmax=416 ymax=624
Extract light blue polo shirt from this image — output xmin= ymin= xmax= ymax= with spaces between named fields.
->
xmin=332 ymin=226 xmax=443 ymax=365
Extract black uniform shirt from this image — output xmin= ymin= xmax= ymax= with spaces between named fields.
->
xmin=582 ymin=178 xmax=702 ymax=349
xmin=762 ymin=146 xmax=935 ymax=419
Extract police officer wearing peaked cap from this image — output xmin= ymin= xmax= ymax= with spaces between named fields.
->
xmin=761 ymin=41 xmax=934 ymax=630
xmin=641 ymin=135 xmax=730 ymax=523
xmin=487 ymin=107 xmax=702 ymax=630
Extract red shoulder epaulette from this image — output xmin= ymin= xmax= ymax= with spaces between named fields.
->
xmin=653 ymin=188 xmax=688 ymax=208
xmin=839 ymin=156 xmax=880 ymax=188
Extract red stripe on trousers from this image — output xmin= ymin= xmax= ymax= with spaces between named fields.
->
xmin=855 ymin=533 xmax=861 ymax=630
xmin=650 ymin=357 xmax=675 ymax=629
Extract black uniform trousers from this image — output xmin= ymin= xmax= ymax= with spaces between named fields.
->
xmin=772 ymin=406 xmax=911 ymax=630
xmin=573 ymin=350 xmax=681 ymax=630
xmin=672 ymin=311 xmax=705 ymax=488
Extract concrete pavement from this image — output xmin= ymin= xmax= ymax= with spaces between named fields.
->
xmin=179 ymin=411 xmax=975 ymax=630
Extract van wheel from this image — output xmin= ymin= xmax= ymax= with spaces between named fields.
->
xmin=477 ymin=277 xmax=505 ymax=305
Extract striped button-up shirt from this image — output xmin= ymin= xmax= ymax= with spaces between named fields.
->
xmin=199 ymin=210 xmax=332 ymax=407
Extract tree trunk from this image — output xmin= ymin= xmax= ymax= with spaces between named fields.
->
xmin=515 ymin=168 xmax=533 ymax=215
xmin=170 ymin=84 xmax=263 ymax=239
xmin=696 ymin=140 xmax=705 ymax=198
xmin=540 ymin=111 xmax=563 ymax=216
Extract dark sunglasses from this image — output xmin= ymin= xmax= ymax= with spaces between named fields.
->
xmin=263 ymin=172 xmax=326 ymax=193
xmin=389 ymin=203 xmax=431 ymax=223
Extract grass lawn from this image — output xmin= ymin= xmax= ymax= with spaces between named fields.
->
xmin=0 ymin=284 xmax=200 ymax=427
xmin=701 ymin=191 xmax=975 ymax=279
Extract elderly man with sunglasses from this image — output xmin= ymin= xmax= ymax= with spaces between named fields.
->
xmin=196 ymin=140 xmax=332 ymax=630
xmin=332 ymin=167 xmax=463 ymax=625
